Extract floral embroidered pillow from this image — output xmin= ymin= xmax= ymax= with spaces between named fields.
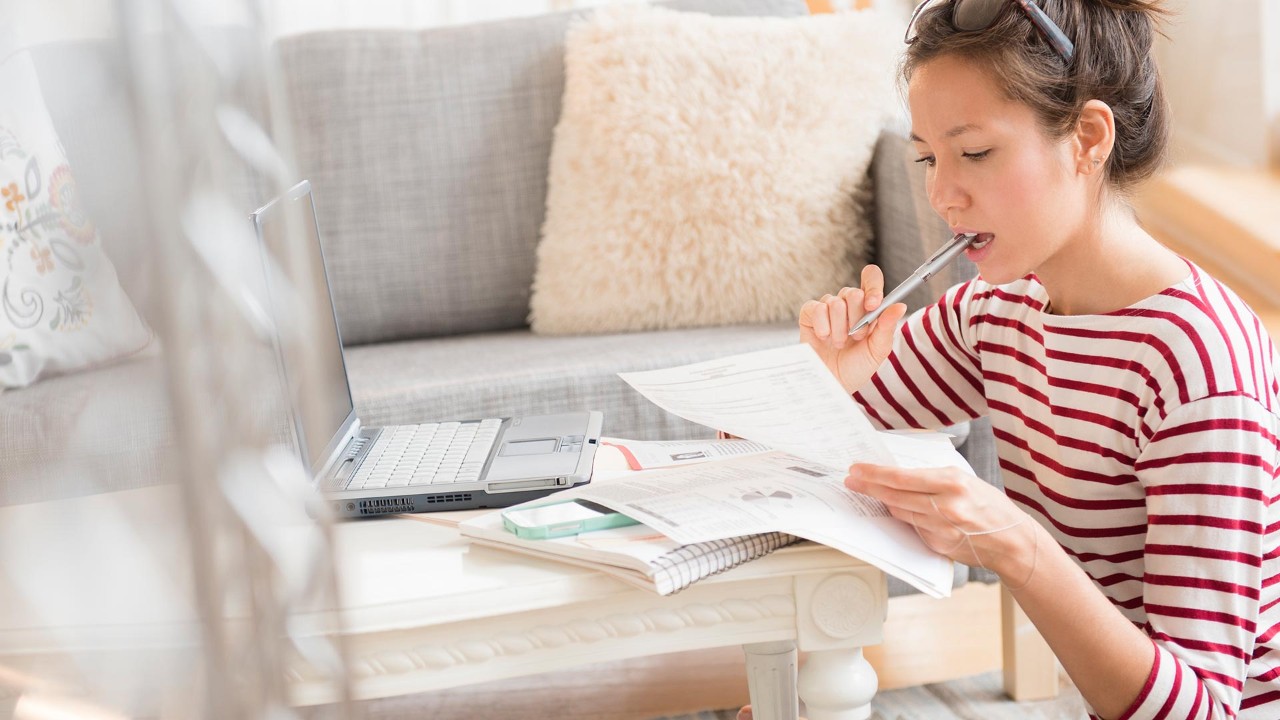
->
xmin=0 ymin=52 xmax=152 ymax=390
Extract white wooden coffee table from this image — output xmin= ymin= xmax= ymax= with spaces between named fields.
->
xmin=312 ymin=513 xmax=886 ymax=719
xmin=0 ymin=482 xmax=888 ymax=720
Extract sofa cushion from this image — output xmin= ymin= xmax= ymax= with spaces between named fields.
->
xmin=26 ymin=30 xmax=265 ymax=333
xmin=276 ymin=0 xmax=809 ymax=346
xmin=0 ymin=352 xmax=176 ymax=506
xmin=529 ymin=6 xmax=900 ymax=335
xmin=0 ymin=51 xmax=153 ymax=390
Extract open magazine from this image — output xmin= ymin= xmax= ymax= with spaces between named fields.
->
xmin=462 ymin=344 xmax=970 ymax=598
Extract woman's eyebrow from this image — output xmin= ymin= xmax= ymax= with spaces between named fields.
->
xmin=909 ymin=123 xmax=983 ymax=143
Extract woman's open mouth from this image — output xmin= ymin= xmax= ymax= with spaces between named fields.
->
xmin=965 ymin=232 xmax=995 ymax=262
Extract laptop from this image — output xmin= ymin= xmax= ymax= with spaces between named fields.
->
xmin=251 ymin=180 xmax=603 ymax=519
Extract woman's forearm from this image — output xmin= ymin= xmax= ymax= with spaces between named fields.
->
xmin=991 ymin=520 xmax=1155 ymax=719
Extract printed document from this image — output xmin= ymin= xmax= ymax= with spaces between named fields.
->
xmin=608 ymin=344 xmax=981 ymax=597
xmin=601 ymin=437 xmax=772 ymax=470
xmin=618 ymin=344 xmax=897 ymax=470
xmin=569 ymin=449 xmax=955 ymax=598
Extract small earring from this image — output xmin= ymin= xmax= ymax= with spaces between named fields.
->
xmin=1092 ymin=158 xmax=1101 ymax=166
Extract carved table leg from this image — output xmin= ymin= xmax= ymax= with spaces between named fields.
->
xmin=798 ymin=647 xmax=877 ymax=720
xmin=743 ymin=640 xmax=799 ymax=720
xmin=793 ymin=569 xmax=886 ymax=720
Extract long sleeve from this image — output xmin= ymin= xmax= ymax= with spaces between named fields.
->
xmin=853 ymin=278 xmax=989 ymax=431
xmin=1117 ymin=395 xmax=1280 ymax=720
xmin=880 ymin=264 xmax=1280 ymax=716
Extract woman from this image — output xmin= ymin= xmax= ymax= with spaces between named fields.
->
xmin=744 ymin=1 xmax=1280 ymax=718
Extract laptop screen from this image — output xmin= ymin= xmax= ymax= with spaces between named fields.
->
xmin=253 ymin=182 xmax=356 ymax=475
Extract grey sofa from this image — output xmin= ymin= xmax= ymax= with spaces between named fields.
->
xmin=8 ymin=0 xmax=997 ymax=594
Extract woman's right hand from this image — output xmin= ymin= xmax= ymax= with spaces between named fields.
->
xmin=798 ymin=264 xmax=907 ymax=395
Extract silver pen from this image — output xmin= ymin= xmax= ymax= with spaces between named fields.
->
xmin=848 ymin=232 xmax=978 ymax=336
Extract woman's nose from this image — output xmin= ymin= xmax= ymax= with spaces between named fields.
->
xmin=927 ymin=161 xmax=968 ymax=220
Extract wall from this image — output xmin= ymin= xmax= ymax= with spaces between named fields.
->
xmin=1156 ymin=0 xmax=1279 ymax=170
xmin=265 ymin=0 xmax=581 ymax=37
xmin=1267 ymin=0 xmax=1280 ymax=170
xmin=11 ymin=0 xmax=1276 ymax=173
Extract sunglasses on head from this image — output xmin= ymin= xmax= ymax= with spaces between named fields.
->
xmin=905 ymin=0 xmax=1075 ymax=65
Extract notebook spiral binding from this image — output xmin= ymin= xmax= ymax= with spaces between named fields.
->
xmin=649 ymin=532 xmax=802 ymax=596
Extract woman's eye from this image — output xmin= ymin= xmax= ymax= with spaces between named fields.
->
xmin=914 ymin=156 xmax=936 ymax=167
xmin=962 ymin=150 xmax=991 ymax=161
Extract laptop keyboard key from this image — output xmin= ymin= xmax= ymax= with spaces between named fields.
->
xmin=346 ymin=419 xmax=502 ymax=490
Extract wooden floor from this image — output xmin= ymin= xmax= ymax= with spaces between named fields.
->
xmin=306 ymin=664 xmax=1085 ymax=720
xmin=663 ymin=669 xmax=1085 ymax=720
xmin=863 ymin=669 xmax=1084 ymax=720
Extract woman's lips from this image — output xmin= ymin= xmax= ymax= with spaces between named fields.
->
xmin=964 ymin=232 xmax=995 ymax=262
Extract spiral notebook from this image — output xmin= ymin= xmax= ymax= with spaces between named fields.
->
xmin=459 ymin=510 xmax=801 ymax=596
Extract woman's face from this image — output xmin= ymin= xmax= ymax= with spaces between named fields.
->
xmin=907 ymin=54 xmax=1087 ymax=286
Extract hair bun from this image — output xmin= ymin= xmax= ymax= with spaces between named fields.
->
xmin=901 ymin=0 xmax=1174 ymax=194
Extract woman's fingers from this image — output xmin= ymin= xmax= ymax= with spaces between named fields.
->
xmin=797 ymin=267 xmax=891 ymax=345
xmin=798 ymin=298 xmax=829 ymax=339
xmin=848 ymin=469 xmax=971 ymax=559
xmin=801 ymin=289 xmax=864 ymax=346
xmin=846 ymin=465 xmax=976 ymax=536
xmin=825 ymin=292 xmax=852 ymax=348
xmin=849 ymin=463 xmax=960 ymax=494
xmin=862 ymin=301 xmax=907 ymax=356
xmin=861 ymin=264 xmax=885 ymax=310
xmin=846 ymin=473 xmax=936 ymax=514
xmin=837 ymin=287 xmax=866 ymax=343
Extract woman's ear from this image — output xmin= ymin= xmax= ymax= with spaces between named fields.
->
xmin=1074 ymin=99 xmax=1115 ymax=175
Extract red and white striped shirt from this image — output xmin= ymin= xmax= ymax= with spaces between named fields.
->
xmin=853 ymin=261 xmax=1280 ymax=719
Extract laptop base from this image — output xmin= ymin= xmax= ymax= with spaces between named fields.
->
xmin=327 ymin=484 xmax=590 ymax=519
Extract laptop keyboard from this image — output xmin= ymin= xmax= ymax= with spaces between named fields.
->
xmin=346 ymin=419 xmax=503 ymax=489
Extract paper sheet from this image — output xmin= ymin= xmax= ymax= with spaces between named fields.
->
xmin=617 ymin=344 xmax=896 ymax=469
xmin=570 ymin=450 xmax=955 ymax=598
xmin=608 ymin=344 xmax=983 ymax=598
xmin=600 ymin=437 xmax=772 ymax=470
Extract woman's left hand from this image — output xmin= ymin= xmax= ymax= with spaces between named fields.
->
xmin=845 ymin=463 xmax=1035 ymax=581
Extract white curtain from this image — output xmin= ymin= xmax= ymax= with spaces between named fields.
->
xmin=0 ymin=0 xmax=633 ymax=49
xmin=265 ymin=0 xmax=628 ymax=38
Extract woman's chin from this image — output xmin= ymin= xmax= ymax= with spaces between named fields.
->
xmin=976 ymin=266 xmax=1024 ymax=286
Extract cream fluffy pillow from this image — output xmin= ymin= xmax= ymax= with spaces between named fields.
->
xmin=529 ymin=6 xmax=901 ymax=335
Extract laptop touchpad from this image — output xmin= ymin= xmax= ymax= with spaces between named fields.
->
xmin=500 ymin=438 xmax=558 ymax=456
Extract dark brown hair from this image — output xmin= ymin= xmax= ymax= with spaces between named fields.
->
xmin=902 ymin=0 xmax=1172 ymax=194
